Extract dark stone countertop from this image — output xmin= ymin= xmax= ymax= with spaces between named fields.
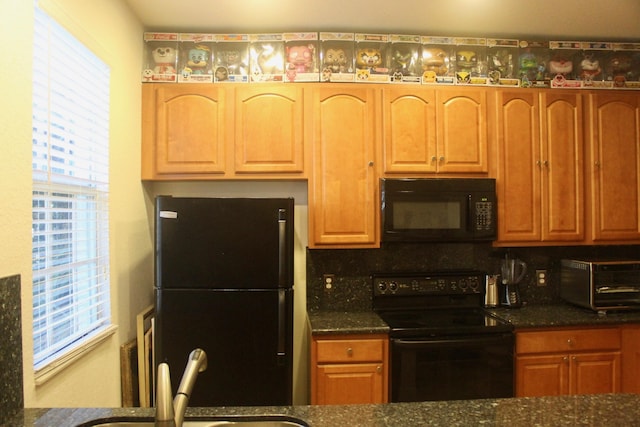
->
xmin=9 ymin=394 xmax=640 ymax=426
xmin=308 ymin=303 xmax=640 ymax=335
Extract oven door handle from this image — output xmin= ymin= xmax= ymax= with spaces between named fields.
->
xmin=394 ymin=334 xmax=513 ymax=348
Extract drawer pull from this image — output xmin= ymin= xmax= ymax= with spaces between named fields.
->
xmin=567 ymin=339 xmax=573 ymax=347
xmin=346 ymin=347 xmax=353 ymax=356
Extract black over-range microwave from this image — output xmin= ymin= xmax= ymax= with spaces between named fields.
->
xmin=380 ymin=178 xmax=497 ymax=243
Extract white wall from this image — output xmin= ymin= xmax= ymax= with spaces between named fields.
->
xmin=0 ymin=0 xmax=150 ymax=407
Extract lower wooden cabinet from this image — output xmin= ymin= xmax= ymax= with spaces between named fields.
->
xmin=622 ymin=324 xmax=640 ymax=393
xmin=311 ymin=334 xmax=388 ymax=405
xmin=516 ymin=327 xmax=621 ymax=397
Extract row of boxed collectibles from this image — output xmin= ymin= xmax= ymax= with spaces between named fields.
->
xmin=142 ymin=32 xmax=640 ymax=89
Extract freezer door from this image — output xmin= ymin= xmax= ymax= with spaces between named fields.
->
xmin=155 ymin=288 xmax=293 ymax=406
xmin=155 ymin=197 xmax=294 ymax=290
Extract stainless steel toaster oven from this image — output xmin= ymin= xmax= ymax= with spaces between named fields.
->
xmin=560 ymin=259 xmax=640 ymax=312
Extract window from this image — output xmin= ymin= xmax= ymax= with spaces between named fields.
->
xmin=31 ymin=4 xmax=112 ymax=373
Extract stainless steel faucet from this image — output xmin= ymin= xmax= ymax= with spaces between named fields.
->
xmin=155 ymin=348 xmax=208 ymax=427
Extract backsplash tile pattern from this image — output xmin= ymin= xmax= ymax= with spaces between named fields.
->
xmin=306 ymin=244 xmax=640 ymax=312
xmin=0 ymin=274 xmax=23 ymax=421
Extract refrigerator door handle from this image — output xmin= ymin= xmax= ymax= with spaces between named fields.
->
xmin=277 ymin=289 xmax=287 ymax=363
xmin=278 ymin=209 xmax=286 ymax=287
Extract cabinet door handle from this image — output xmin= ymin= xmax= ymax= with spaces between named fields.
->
xmin=368 ymin=161 xmax=374 ymax=167
xmin=563 ymin=356 xmax=569 ymax=364
xmin=376 ymin=365 xmax=382 ymax=373
xmin=431 ymin=156 xmax=437 ymax=163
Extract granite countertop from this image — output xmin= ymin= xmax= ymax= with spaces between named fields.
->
xmin=9 ymin=394 xmax=640 ymax=426
xmin=308 ymin=303 xmax=640 ymax=334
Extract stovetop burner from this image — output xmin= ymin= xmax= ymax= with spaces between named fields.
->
xmin=372 ymin=271 xmax=513 ymax=337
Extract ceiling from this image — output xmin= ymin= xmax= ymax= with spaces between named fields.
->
xmin=124 ymin=0 xmax=640 ymax=41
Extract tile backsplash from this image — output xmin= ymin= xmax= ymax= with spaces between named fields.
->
xmin=0 ymin=274 xmax=23 ymax=422
xmin=306 ymin=244 xmax=640 ymax=311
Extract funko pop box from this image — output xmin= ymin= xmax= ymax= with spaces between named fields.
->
xmin=320 ymin=32 xmax=355 ymax=82
xmin=284 ymin=32 xmax=319 ymax=82
xmin=487 ymin=38 xmax=519 ymax=86
xmin=421 ymin=36 xmax=456 ymax=84
xmin=354 ymin=33 xmax=390 ymax=83
xmin=214 ymin=34 xmax=250 ymax=83
xmin=517 ymin=40 xmax=551 ymax=88
xmin=389 ymin=34 xmax=421 ymax=84
xmin=178 ymin=33 xmax=214 ymax=83
xmin=142 ymin=32 xmax=179 ymax=82
xmin=453 ymin=37 xmax=487 ymax=85
xmin=249 ymin=33 xmax=285 ymax=83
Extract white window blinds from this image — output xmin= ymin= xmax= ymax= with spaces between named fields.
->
xmin=31 ymin=4 xmax=111 ymax=370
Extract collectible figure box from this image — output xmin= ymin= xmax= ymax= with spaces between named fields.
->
xmin=142 ymin=32 xmax=179 ymax=82
xmin=548 ymin=41 xmax=582 ymax=88
xmin=354 ymin=33 xmax=390 ymax=83
xmin=421 ymin=36 xmax=456 ymax=84
xmin=518 ymin=40 xmax=550 ymax=87
xmin=389 ymin=34 xmax=421 ymax=83
xmin=487 ymin=39 xmax=519 ymax=86
xmin=607 ymin=43 xmax=640 ymax=89
xmin=249 ymin=33 xmax=285 ymax=82
xmin=178 ymin=33 xmax=214 ymax=83
xmin=575 ymin=42 xmax=610 ymax=88
xmin=320 ymin=32 xmax=355 ymax=82
xmin=453 ymin=37 xmax=487 ymax=85
xmin=214 ymin=34 xmax=250 ymax=83
xmin=283 ymin=32 xmax=319 ymax=82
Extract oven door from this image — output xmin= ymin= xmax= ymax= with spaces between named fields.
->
xmin=390 ymin=333 xmax=514 ymax=402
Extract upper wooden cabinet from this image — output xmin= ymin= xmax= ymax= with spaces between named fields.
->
xmin=382 ymin=86 xmax=488 ymax=174
xmin=142 ymin=83 xmax=305 ymax=180
xmin=587 ymin=92 xmax=640 ymax=242
xmin=308 ymin=85 xmax=379 ymax=248
xmin=233 ymin=85 xmax=305 ymax=174
xmin=492 ymin=90 xmax=584 ymax=244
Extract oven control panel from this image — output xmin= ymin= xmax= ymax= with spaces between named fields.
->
xmin=373 ymin=272 xmax=485 ymax=296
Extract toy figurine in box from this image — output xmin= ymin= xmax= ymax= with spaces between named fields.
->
xmin=142 ymin=32 xmax=179 ymax=82
xmin=214 ymin=34 xmax=250 ymax=83
xmin=283 ymin=32 xmax=319 ymax=82
xmin=354 ymin=33 xmax=390 ymax=83
xmin=249 ymin=34 xmax=285 ymax=82
xmin=517 ymin=41 xmax=550 ymax=87
xmin=548 ymin=41 xmax=582 ymax=88
xmin=607 ymin=43 xmax=640 ymax=89
xmin=487 ymin=39 xmax=519 ymax=86
xmin=454 ymin=38 xmax=487 ymax=85
xmin=389 ymin=34 xmax=421 ymax=83
xmin=420 ymin=37 xmax=456 ymax=84
xmin=178 ymin=34 xmax=214 ymax=83
xmin=575 ymin=42 xmax=610 ymax=88
xmin=320 ymin=32 xmax=355 ymax=82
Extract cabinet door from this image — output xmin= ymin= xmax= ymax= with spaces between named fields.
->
xmin=588 ymin=92 xmax=640 ymax=241
xmin=233 ymin=85 xmax=305 ymax=174
xmin=494 ymin=90 xmax=541 ymax=242
xmin=315 ymin=363 xmax=385 ymax=405
xmin=146 ymin=84 xmax=226 ymax=176
xmin=436 ymin=87 xmax=488 ymax=173
xmin=571 ymin=352 xmax=621 ymax=395
xmin=622 ymin=325 xmax=640 ymax=393
xmin=540 ymin=91 xmax=584 ymax=242
xmin=516 ymin=354 xmax=568 ymax=397
xmin=309 ymin=85 xmax=379 ymax=248
xmin=382 ymin=87 xmax=437 ymax=173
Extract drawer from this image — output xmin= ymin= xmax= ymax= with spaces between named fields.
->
xmin=516 ymin=328 xmax=621 ymax=354
xmin=315 ymin=337 xmax=385 ymax=363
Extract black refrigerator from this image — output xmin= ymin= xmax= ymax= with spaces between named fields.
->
xmin=154 ymin=196 xmax=294 ymax=406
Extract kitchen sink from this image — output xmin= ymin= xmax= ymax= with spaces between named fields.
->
xmin=77 ymin=415 xmax=309 ymax=427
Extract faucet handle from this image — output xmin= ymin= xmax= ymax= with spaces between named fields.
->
xmin=156 ymin=363 xmax=176 ymax=426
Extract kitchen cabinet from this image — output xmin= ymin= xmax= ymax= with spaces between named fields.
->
xmin=308 ymin=85 xmax=380 ymax=248
xmin=587 ymin=92 xmax=640 ymax=242
xmin=515 ymin=327 xmax=621 ymax=397
xmin=622 ymin=324 xmax=640 ymax=393
xmin=382 ymin=86 xmax=488 ymax=174
xmin=492 ymin=90 xmax=584 ymax=244
xmin=311 ymin=334 xmax=388 ymax=405
xmin=141 ymin=83 xmax=305 ymax=180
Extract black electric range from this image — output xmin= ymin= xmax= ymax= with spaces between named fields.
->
xmin=372 ymin=271 xmax=515 ymax=402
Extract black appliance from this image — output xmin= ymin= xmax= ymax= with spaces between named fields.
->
xmin=380 ymin=178 xmax=497 ymax=243
xmin=154 ymin=196 xmax=294 ymax=406
xmin=372 ymin=271 xmax=514 ymax=402
xmin=561 ymin=259 xmax=640 ymax=312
